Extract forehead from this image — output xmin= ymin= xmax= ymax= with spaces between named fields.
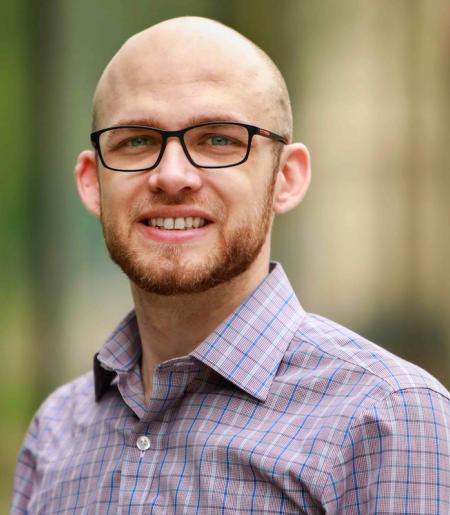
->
xmin=94 ymin=32 xmax=275 ymax=129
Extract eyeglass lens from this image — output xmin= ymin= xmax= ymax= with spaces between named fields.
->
xmin=98 ymin=124 xmax=250 ymax=171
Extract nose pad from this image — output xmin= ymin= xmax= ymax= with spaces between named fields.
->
xmin=147 ymin=139 xmax=202 ymax=195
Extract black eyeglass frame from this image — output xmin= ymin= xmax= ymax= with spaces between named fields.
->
xmin=90 ymin=121 xmax=288 ymax=172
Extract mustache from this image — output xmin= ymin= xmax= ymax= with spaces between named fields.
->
xmin=137 ymin=191 xmax=201 ymax=206
xmin=129 ymin=191 xmax=221 ymax=219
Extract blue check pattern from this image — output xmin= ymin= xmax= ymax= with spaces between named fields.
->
xmin=12 ymin=263 xmax=450 ymax=513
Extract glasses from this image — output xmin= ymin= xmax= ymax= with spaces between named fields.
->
xmin=90 ymin=121 xmax=288 ymax=172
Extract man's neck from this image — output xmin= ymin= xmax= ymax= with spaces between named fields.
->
xmin=130 ymin=254 xmax=270 ymax=403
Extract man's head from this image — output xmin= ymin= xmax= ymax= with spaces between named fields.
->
xmin=92 ymin=17 xmax=293 ymax=141
xmin=75 ymin=17 xmax=310 ymax=295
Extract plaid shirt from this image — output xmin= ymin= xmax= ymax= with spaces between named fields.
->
xmin=12 ymin=263 xmax=450 ymax=514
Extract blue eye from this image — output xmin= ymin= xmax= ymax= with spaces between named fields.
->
xmin=207 ymin=135 xmax=231 ymax=146
xmin=127 ymin=137 xmax=150 ymax=147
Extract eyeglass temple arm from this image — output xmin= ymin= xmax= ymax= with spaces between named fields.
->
xmin=256 ymin=128 xmax=288 ymax=145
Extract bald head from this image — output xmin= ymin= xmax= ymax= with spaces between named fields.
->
xmin=93 ymin=17 xmax=292 ymax=141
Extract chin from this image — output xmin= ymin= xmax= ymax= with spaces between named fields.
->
xmin=106 ymin=229 xmax=267 ymax=296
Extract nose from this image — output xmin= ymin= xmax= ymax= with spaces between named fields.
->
xmin=147 ymin=138 xmax=203 ymax=195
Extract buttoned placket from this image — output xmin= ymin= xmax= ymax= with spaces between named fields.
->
xmin=117 ymin=357 xmax=203 ymax=511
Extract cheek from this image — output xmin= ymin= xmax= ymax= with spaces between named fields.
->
xmin=216 ymin=167 xmax=274 ymax=221
xmin=99 ymin=176 xmax=137 ymax=216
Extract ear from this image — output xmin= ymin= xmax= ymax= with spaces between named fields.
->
xmin=74 ymin=150 xmax=101 ymax=218
xmin=273 ymin=143 xmax=311 ymax=214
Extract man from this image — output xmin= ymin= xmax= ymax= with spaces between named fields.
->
xmin=12 ymin=16 xmax=449 ymax=514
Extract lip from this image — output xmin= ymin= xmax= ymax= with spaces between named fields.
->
xmin=136 ymin=206 xmax=215 ymax=224
xmin=135 ymin=205 xmax=217 ymax=243
xmin=137 ymin=220 xmax=213 ymax=243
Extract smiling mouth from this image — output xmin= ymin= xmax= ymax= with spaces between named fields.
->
xmin=142 ymin=217 xmax=210 ymax=230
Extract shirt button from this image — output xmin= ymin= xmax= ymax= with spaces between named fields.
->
xmin=136 ymin=435 xmax=151 ymax=451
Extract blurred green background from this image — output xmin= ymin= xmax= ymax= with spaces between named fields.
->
xmin=1 ymin=0 xmax=449 ymax=510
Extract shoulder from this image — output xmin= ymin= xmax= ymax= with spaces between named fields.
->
xmin=285 ymin=311 xmax=449 ymax=401
xmin=27 ymin=371 xmax=96 ymax=440
xmin=39 ymin=370 xmax=94 ymax=411
xmin=282 ymin=313 xmax=450 ymax=511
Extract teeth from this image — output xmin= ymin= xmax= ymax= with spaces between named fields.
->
xmin=147 ymin=217 xmax=208 ymax=230
xmin=174 ymin=217 xmax=184 ymax=229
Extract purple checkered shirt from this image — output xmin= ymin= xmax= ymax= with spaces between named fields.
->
xmin=12 ymin=263 xmax=450 ymax=514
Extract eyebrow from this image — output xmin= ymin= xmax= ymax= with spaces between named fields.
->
xmin=112 ymin=113 xmax=247 ymax=129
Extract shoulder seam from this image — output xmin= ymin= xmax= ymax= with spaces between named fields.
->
xmin=293 ymin=329 xmax=397 ymax=394
xmin=295 ymin=315 xmax=446 ymax=395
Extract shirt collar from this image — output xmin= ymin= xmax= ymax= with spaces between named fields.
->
xmin=192 ymin=262 xmax=304 ymax=401
xmin=94 ymin=311 xmax=141 ymax=401
xmin=94 ymin=262 xmax=304 ymax=402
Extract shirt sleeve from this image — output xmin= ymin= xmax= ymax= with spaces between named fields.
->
xmin=10 ymin=415 xmax=39 ymax=514
xmin=322 ymin=387 xmax=450 ymax=514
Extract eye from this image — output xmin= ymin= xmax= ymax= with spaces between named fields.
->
xmin=206 ymin=135 xmax=232 ymax=146
xmin=126 ymin=136 xmax=152 ymax=147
